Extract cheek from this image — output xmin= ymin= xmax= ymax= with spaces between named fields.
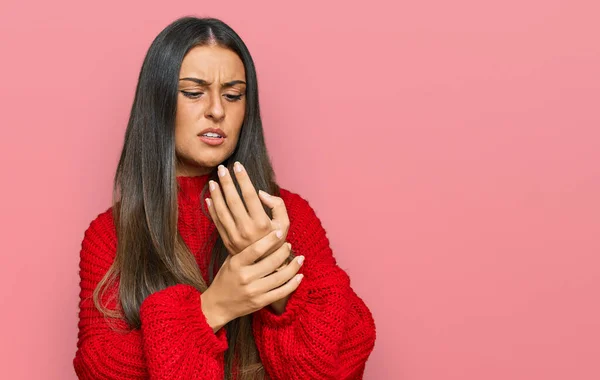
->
xmin=174 ymin=128 xmax=188 ymax=159
xmin=175 ymin=101 xmax=200 ymax=138
xmin=229 ymin=103 xmax=246 ymax=136
xmin=174 ymin=106 xmax=195 ymax=155
xmin=235 ymin=105 xmax=245 ymax=123
xmin=175 ymin=100 xmax=195 ymax=127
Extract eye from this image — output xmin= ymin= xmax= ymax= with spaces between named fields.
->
xmin=225 ymin=94 xmax=243 ymax=102
xmin=180 ymin=90 xmax=202 ymax=99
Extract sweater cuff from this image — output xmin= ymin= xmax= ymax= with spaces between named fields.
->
xmin=140 ymin=283 xmax=228 ymax=356
xmin=254 ymin=276 xmax=311 ymax=327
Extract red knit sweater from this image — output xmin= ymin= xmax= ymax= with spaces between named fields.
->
xmin=73 ymin=174 xmax=376 ymax=379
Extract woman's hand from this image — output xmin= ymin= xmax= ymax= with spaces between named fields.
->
xmin=200 ymin=229 xmax=305 ymax=332
xmin=205 ymin=162 xmax=298 ymax=314
xmin=205 ymin=162 xmax=290 ymax=256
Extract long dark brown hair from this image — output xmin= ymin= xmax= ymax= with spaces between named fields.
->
xmin=93 ymin=16 xmax=292 ymax=379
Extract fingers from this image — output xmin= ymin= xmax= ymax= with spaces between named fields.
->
xmin=258 ymin=191 xmax=290 ymax=234
xmin=248 ymin=242 xmax=294 ymax=279
xmin=207 ymin=178 xmax=238 ymax=236
xmin=232 ymin=162 xmax=272 ymax=222
xmin=205 ymin=197 xmax=233 ymax=247
xmin=252 ymin=253 xmax=304 ymax=293
xmin=234 ymin=229 xmax=285 ymax=267
xmin=255 ymin=267 xmax=304 ymax=307
xmin=215 ymin=164 xmax=252 ymax=225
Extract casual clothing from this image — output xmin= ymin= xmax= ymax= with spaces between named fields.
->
xmin=73 ymin=174 xmax=376 ymax=379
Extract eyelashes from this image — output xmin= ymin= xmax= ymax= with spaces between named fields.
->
xmin=179 ymin=90 xmax=243 ymax=102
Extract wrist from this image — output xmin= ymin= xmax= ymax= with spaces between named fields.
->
xmin=200 ymin=290 xmax=229 ymax=333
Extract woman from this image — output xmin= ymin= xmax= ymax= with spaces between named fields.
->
xmin=73 ymin=16 xmax=376 ymax=379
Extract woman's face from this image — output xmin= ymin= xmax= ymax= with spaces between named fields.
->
xmin=175 ymin=44 xmax=247 ymax=176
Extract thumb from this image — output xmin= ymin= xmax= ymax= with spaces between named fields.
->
xmin=258 ymin=190 xmax=289 ymax=229
xmin=258 ymin=189 xmax=276 ymax=206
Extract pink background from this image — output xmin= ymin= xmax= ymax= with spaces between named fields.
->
xmin=1 ymin=1 xmax=599 ymax=379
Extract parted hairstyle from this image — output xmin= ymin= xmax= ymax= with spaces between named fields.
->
xmin=93 ymin=16 xmax=291 ymax=380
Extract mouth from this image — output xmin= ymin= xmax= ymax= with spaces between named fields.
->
xmin=198 ymin=133 xmax=226 ymax=146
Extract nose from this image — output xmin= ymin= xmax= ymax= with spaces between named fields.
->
xmin=205 ymin=92 xmax=225 ymax=121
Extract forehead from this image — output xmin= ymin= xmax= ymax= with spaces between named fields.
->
xmin=179 ymin=45 xmax=245 ymax=78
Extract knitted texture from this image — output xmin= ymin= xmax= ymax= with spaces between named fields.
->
xmin=73 ymin=174 xmax=376 ymax=379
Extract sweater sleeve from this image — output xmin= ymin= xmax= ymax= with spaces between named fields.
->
xmin=73 ymin=209 xmax=228 ymax=379
xmin=251 ymin=191 xmax=377 ymax=379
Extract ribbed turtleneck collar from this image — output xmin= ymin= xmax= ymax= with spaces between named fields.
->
xmin=176 ymin=174 xmax=211 ymax=205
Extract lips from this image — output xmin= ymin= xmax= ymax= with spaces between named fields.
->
xmin=198 ymin=128 xmax=227 ymax=138
xmin=199 ymin=134 xmax=226 ymax=146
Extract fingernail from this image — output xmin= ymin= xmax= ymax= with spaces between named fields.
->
xmin=205 ymin=198 xmax=212 ymax=207
xmin=297 ymin=256 xmax=305 ymax=266
xmin=209 ymin=181 xmax=216 ymax=191
xmin=276 ymin=230 xmax=283 ymax=238
xmin=218 ymin=165 xmax=227 ymax=177
xmin=296 ymin=274 xmax=304 ymax=283
xmin=234 ymin=161 xmax=243 ymax=173
xmin=286 ymin=242 xmax=292 ymax=250
xmin=259 ymin=189 xmax=272 ymax=198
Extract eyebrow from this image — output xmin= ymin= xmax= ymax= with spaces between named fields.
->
xmin=179 ymin=77 xmax=246 ymax=88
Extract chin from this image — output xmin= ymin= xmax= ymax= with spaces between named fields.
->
xmin=177 ymin=143 xmax=234 ymax=169
xmin=192 ymin=155 xmax=226 ymax=169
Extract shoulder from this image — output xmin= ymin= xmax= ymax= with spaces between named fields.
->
xmin=279 ymin=187 xmax=320 ymax=223
xmin=80 ymin=206 xmax=118 ymax=268
xmin=279 ymin=187 xmax=306 ymax=208
xmin=278 ymin=187 xmax=329 ymax=243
